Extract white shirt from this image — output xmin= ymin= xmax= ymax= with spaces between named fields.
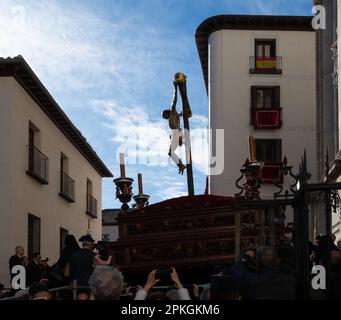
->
xmin=135 ymin=287 xmax=191 ymax=300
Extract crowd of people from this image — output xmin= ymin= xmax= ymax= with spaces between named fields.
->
xmin=1 ymin=233 xmax=341 ymax=300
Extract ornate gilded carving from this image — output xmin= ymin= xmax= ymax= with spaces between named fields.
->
xmin=127 ymin=214 xmax=239 ymax=235
xmin=126 ymin=240 xmax=236 ymax=264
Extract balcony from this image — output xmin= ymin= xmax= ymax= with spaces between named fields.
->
xmin=86 ymin=194 xmax=98 ymax=218
xmin=261 ymin=164 xmax=283 ymax=184
xmin=60 ymin=173 xmax=75 ymax=203
xmin=26 ymin=145 xmax=49 ymax=184
xmin=249 ymin=56 xmax=282 ymax=74
xmin=251 ymin=108 xmax=282 ymax=129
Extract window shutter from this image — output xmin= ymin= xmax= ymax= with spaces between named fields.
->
xmin=251 ymin=86 xmax=257 ymax=125
xmin=276 ymin=139 xmax=282 ymax=163
xmin=271 ymin=40 xmax=276 ymax=57
xmin=251 ymin=86 xmax=257 ymax=109
xmin=274 ymin=86 xmax=280 ymax=109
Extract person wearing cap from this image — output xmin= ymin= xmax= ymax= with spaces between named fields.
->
xmin=70 ymin=234 xmax=96 ymax=300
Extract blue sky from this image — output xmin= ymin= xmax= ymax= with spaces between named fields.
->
xmin=0 ymin=0 xmax=313 ymax=209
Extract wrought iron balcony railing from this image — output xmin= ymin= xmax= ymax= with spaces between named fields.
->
xmin=60 ymin=172 xmax=75 ymax=203
xmin=251 ymin=108 xmax=282 ymax=129
xmin=249 ymin=56 xmax=282 ymax=74
xmin=27 ymin=145 xmax=49 ymax=184
xmin=86 ymin=193 xmax=98 ymax=218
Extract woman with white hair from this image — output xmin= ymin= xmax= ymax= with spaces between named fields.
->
xmin=89 ymin=266 xmax=124 ymax=300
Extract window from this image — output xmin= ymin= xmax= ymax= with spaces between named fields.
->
xmin=255 ymin=139 xmax=283 ymax=184
xmin=28 ymin=214 xmax=41 ymax=259
xmin=87 ymin=179 xmax=93 ymax=195
xmin=250 ymin=39 xmax=281 ymax=74
xmin=255 ymin=39 xmax=276 ymax=58
xmin=251 ymin=87 xmax=282 ymax=129
xmin=28 ymin=122 xmax=41 ymax=147
xmin=60 ymin=153 xmax=75 ymax=202
xmin=60 ymin=153 xmax=69 ymax=178
xmin=257 ymin=89 xmax=273 ymax=109
xmin=252 ymin=86 xmax=280 ymax=110
xmin=60 ymin=228 xmax=68 ymax=255
xmin=86 ymin=179 xmax=98 ymax=218
xmin=27 ymin=122 xmax=48 ymax=184
xmin=255 ymin=139 xmax=282 ymax=164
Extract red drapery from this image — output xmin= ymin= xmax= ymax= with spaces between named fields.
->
xmin=261 ymin=165 xmax=283 ymax=184
xmin=256 ymin=57 xmax=277 ymax=69
xmin=252 ymin=109 xmax=281 ymax=129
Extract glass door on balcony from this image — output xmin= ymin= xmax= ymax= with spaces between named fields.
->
xmin=255 ymin=139 xmax=282 ymax=183
xmin=86 ymin=179 xmax=97 ymax=218
xmin=251 ymin=86 xmax=281 ymax=129
xmin=256 ymin=88 xmax=275 ymax=109
xmin=27 ymin=124 xmax=49 ymax=184
xmin=60 ymin=153 xmax=75 ymax=202
xmin=251 ymin=39 xmax=282 ymax=74
xmin=28 ymin=214 xmax=41 ymax=259
xmin=255 ymin=39 xmax=276 ymax=58
xmin=60 ymin=228 xmax=68 ymax=255
xmin=255 ymin=139 xmax=282 ymax=164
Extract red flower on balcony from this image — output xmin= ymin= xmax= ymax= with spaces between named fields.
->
xmin=252 ymin=108 xmax=282 ymax=129
xmin=261 ymin=164 xmax=283 ymax=184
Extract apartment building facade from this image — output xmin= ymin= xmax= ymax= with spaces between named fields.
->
xmin=0 ymin=56 xmax=112 ymax=285
xmin=196 ymin=15 xmax=317 ymax=200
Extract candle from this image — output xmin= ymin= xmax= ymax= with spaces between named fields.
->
xmin=248 ymin=136 xmax=256 ymax=162
xmin=119 ymin=153 xmax=126 ymax=178
xmin=138 ymin=173 xmax=143 ymax=194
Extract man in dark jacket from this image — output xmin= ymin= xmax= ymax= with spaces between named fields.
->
xmin=9 ymin=246 xmax=26 ymax=294
xmin=26 ymin=252 xmax=43 ymax=286
xmin=230 ymin=246 xmax=296 ymax=300
xmin=70 ymin=235 xmax=96 ymax=300
xmin=9 ymin=246 xmax=25 ymax=276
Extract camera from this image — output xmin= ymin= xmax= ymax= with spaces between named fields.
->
xmin=155 ymin=269 xmax=172 ymax=282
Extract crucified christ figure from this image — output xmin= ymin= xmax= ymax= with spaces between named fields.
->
xmin=162 ymin=81 xmax=186 ymax=175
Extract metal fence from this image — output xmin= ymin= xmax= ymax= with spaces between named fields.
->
xmin=0 ymin=281 xmax=88 ymax=301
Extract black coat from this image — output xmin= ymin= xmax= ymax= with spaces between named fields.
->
xmin=230 ymin=261 xmax=296 ymax=300
xmin=57 ymin=246 xmax=80 ymax=269
xmin=70 ymin=249 xmax=96 ymax=287
xmin=9 ymin=255 xmax=25 ymax=279
xmin=26 ymin=261 xmax=42 ymax=286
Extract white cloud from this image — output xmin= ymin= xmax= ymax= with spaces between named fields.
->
xmin=222 ymin=0 xmax=311 ymax=16
xmin=0 ymin=0 xmax=191 ymax=102
xmin=0 ymin=0 xmax=208 ymax=205
xmin=90 ymin=99 xmax=208 ymax=173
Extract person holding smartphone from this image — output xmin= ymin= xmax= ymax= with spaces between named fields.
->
xmin=134 ymin=267 xmax=190 ymax=300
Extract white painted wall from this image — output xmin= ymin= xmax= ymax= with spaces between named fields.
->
xmin=0 ymin=78 xmax=14 ymax=288
xmin=208 ymin=29 xmax=317 ymax=199
xmin=0 ymin=77 xmax=103 ymax=286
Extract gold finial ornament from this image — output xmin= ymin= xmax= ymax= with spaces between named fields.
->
xmin=174 ymin=72 xmax=187 ymax=84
